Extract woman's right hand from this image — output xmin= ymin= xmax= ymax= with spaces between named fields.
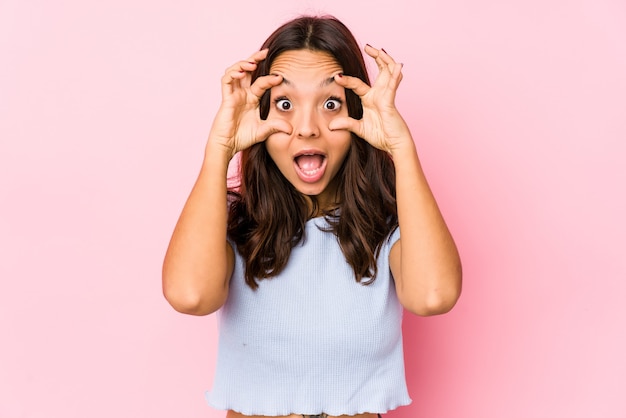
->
xmin=208 ymin=49 xmax=292 ymax=159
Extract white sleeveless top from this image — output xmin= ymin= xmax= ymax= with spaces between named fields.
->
xmin=205 ymin=217 xmax=411 ymax=416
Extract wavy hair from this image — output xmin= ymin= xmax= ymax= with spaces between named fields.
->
xmin=227 ymin=15 xmax=398 ymax=289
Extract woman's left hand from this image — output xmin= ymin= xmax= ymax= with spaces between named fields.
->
xmin=330 ymin=44 xmax=412 ymax=155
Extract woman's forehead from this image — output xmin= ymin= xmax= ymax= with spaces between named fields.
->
xmin=269 ymin=50 xmax=342 ymax=78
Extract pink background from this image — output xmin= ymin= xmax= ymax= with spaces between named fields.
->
xmin=1 ymin=0 xmax=625 ymax=417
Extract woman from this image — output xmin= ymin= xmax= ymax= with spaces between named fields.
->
xmin=162 ymin=15 xmax=462 ymax=418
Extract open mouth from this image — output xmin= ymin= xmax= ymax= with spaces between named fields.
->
xmin=293 ymin=151 xmax=327 ymax=182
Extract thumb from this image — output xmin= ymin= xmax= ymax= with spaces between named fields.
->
xmin=257 ymin=119 xmax=293 ymax=141
xmin=329 ymin=116 xmax=360 ymax=135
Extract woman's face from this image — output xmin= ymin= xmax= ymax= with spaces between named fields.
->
xmin=265 ymin=49 xmax=352 ymax=209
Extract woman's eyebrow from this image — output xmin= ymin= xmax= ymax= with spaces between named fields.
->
xmin=274 ymin=76 xmax=337 ymax=88
xmin=319 ymin=76 xmax=337 ymax=87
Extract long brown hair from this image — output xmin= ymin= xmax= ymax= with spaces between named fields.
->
xmin=227 ymin=15 xmax=398 ymax=289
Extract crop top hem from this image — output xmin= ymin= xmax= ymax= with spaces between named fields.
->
xmin=204 ymin=390 xmax=412 ymax=416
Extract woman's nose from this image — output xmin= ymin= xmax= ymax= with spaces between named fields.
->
xmin=296 ymin=109 xmax=320 ymax=138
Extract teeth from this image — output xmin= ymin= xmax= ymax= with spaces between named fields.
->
xmin=295 ymin=153 xmax=324 ymax=177
xmin=302 ymin=168 xmax=321 ymax=175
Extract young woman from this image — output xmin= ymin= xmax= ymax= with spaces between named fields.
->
xmin=162 ymin=15 xmax=462 ymax=418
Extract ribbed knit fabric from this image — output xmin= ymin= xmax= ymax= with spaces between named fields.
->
xmin=205 ymin=217 xmax=411 ymax=416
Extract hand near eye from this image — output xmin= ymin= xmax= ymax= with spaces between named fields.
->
xmin=209 ymin=49 xmax=292 ymax=159
xmin=330 ymin=45 xmax=412 ymax=155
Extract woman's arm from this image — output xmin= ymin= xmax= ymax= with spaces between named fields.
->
xmin=162 ymin=144 xmax=234 ymax=316
xmin=388 ymin=138 xmax=462 ymax=316
xmin=162 ymin=49 xmax=290 ymax=315
xmin=333 ymin=45 xmax=462 ymax=316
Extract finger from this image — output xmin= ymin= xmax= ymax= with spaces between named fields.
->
xmin=380 ymin=48 xmax=404 ymax=77
xmin=328 ymin=116 xmax=361 ymax=136
xmin=219 ymin=49 xmax=270 ymax=99
xmin=223 ymin=49 xmax=269 ymax=82
xmin=238 ymin=50 xmax=269 ymax=71
xmin=223 ymin=61 xmax=257 ymax=81
xmin=222 ymin=61 xmax=265 ymax=93
xmin=220 ymin=68 xmax=247 ymax=97
xmin=248 ymin=48 xmax=269 ymax=63
xmin=257 ymin=119 xmax=293 ymax=141
xmin=334 ymin=73 xmax=370 ymax=97
xmin=221 ymin=67 xmax=248 ymax=83
xmin=389 ymin=62 xmax=404 ymax=90
xmin=364 ymin=44 xmax=386 ymax=72
xmin=364 ymin=44 xmax=396 ymax=64
xmin=250 ymin=73 xmax=283 ymax=99
xmin=379 ymin=47 xmax=397 ymax=65
xmin=233 ymin=49 xmax=269 ymax=75
xmin=364 ymin=44 xmax=399 ymax=74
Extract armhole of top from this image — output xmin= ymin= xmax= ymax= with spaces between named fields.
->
xmin=387 ymin=226 xmax=401 ymax=249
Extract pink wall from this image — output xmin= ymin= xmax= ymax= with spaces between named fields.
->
xmin=1 ymin=0 xmax=624 ymax=417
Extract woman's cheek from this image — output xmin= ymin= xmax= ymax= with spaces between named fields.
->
xmin=267 ymin=108 xmax=290 ymax=122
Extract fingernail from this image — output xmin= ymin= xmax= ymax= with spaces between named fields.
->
xmin=381 ymin=48 xmax=387 ymax=53
xmin=337 ymin=73 xmax=343 ymax=78
xmin=248 ymin=61 xmax=256 ymax=65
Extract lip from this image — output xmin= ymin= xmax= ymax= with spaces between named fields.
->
xmin=293 ymin=149 xmax=328 ymax=184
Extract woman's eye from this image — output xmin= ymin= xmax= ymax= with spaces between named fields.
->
xmin=275 ymin=98 xmax=292 ymax=111
xmin=324 ymin=98 xmax=342 ymax=111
